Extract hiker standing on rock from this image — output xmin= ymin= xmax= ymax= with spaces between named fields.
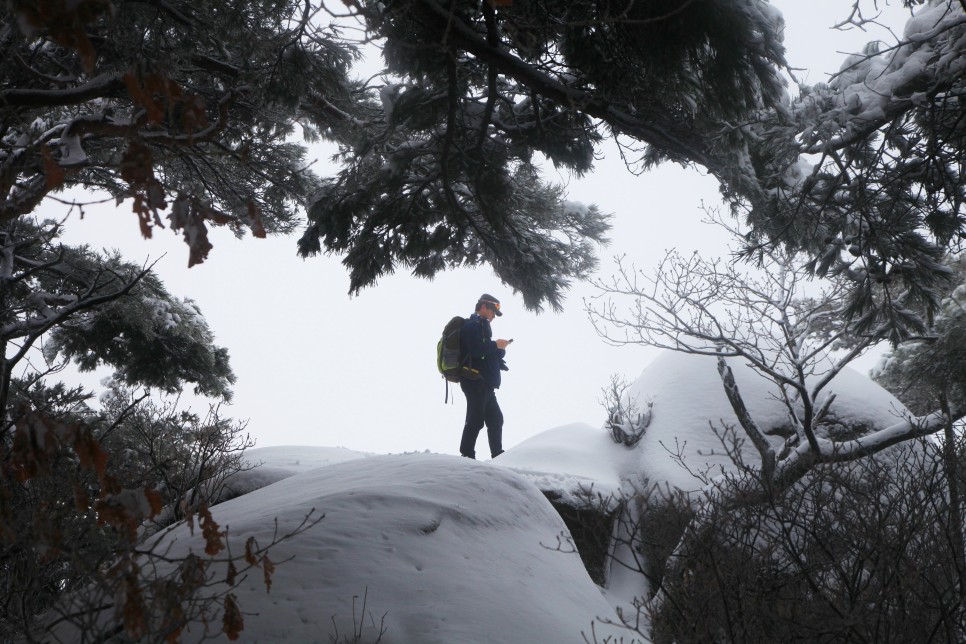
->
xmin=459 ymin=294 xmax=511 ymax=460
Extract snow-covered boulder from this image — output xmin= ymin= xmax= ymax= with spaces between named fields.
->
xmin=501 ymin=351 xmax=911 ymax=497
xmin=145 ymin=454 xmax=632 ymax=643
xmin=493 ymin=423 xmax=640 ymax=585
xmin=628 ymin=351 xmax=911 ymax=493
xmin=495 ymin=350 xmax=917 ymax=620
xmin=495 ymin=422 xmax=635 ymax=504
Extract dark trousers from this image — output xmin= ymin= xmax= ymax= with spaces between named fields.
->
xmin=459 ymin=380 xmax=504 ymax=459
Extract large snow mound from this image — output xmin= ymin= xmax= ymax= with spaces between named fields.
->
xmin=158 ymin=453 xmax=633 ymax=643
xmin=628 ymin=351 xmax=911 ymax=492
xmin=496 ymin=351 xmax=912 ymax=498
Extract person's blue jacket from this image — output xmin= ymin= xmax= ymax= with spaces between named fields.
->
xmin=460 ymin=313 xmax=507 ymax=388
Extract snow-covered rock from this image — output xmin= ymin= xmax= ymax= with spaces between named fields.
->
xmin=627 ymin=351 xmax=910 ymax=492
xmin=501 ymin=351 xmax=911 ymax=497
xmin=159 ymin=454 xmax=634 ymax=643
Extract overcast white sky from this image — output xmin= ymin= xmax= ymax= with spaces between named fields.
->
xmin=51 ymin=1 xmax=912 ymax=457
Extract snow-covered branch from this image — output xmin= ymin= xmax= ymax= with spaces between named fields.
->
xmin=737 ymin=1 xmax=966 ymax=341
xmin=0 ymin=72 xmax=126 ymax=108
xmin=716 ymin=355 xmax=777 ymax=476
xmin=1 ymin=264 xmax=150 ymax=370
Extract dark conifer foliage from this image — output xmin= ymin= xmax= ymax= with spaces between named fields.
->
xmin=2 ymin=0 xmax=789 ymax=311
xmin=299 ymin=0 xmax=786 ymax=309
xmin=1 ymin=0 xmax=358 ymax=261
xmin=0 ymin=217 xmax=235 ymax=411
xmin=737 ymin=5 xmax=966 ymax=341
xmin=5 ymin=1 xmax=963 ymax=331
xmin=0 ymin=217 xmax=267 ymax=641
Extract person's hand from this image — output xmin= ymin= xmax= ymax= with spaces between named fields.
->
xmin=496 ymin=339 xmax=511 ymax=349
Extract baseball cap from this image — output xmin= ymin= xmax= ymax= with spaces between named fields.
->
xmin=478 ymin=294 xmax=503 ymax=316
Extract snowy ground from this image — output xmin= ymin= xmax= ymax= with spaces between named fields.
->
xmin=129 ymin=351 xmax=910 ymax=644
xmin=49 ymin=351 xmax=915 ymax=643
xmin=160 ymin=451 xmax=639 ymax=644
